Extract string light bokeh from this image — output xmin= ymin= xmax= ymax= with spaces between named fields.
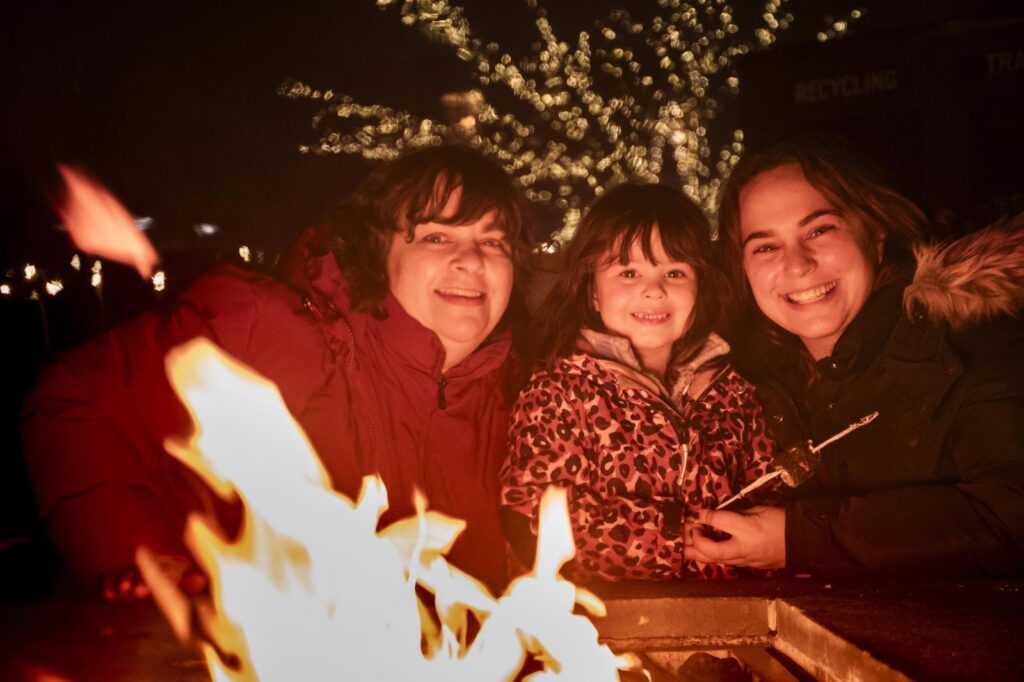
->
xmin=282 ymin=0 xmax=862 ymax=248
xmin=2 ymin=1 xmax=863 ymax=301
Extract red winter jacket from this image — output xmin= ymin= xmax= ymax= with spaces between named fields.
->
xmin=21 ymin=235 xmax=517 ymax=592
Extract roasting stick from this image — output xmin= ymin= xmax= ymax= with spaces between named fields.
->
xmin=810 ymin=410 xmax=880 ymax=452
xmin=714 ymin=411 xmax=880 ymax=510
xmin=714 ymin=470 xmax=785 ymax=511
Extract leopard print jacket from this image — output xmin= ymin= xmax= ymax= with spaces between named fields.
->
xmin=500 ymin=333 xmax=778 ymax=581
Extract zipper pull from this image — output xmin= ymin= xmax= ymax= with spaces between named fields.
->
xmin=437 ymin=377 xmax=447 ymax=409
xmin=302 ymin=296 xmax=324 ymax=322
xmin=678 ymin=443 xmax=689 ymax=490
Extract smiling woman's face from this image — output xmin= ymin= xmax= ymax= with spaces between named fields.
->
xmin=386 ymin=186 xmax=513 ymax=371
xmin=739 ymin=163 xmax=883 ymax=360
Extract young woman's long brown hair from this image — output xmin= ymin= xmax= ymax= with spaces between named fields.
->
xmin=533 ymin=182 xmax=727 ymax=369
xmin=716 ymin=136 xmax=927 ymax=382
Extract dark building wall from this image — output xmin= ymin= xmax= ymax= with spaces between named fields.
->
xmin=736 ymin=15 xmax=1024 ymax=229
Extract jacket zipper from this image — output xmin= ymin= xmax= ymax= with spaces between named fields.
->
xmin=437 ymin=377 xmax=447 ymax=409
xmin=435 ymin=371 xmax=478 ymax=410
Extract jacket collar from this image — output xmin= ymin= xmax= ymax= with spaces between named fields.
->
xmin=376 ymin=291 xmax=512 ymax=378
xmin=815 ymin=277 xmax=907 ymax=378
xmin=883 ymin=307 xmax=962 ymax=415
xmin=814 ymin=274 xmax=962 ymax=415
xmin=577 ymin=328 xmax=730 ymax=403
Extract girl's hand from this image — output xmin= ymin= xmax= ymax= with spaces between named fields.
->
xmin=683 ymin=506 xmax=786 ymax=569
xmin=100 ymin=555 xmax=207 ymax=601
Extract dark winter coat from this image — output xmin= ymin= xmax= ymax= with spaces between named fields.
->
xmin=20 ymin=233 xmax=517 ymax=591
xmin=737 ymin=221 xmax=1024 ymax=578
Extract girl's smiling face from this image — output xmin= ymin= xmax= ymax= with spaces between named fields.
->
xmin=592 ymin=227 xmax=697 ymax=377
xmin=739 ymin=163 xmax=883 ymax=360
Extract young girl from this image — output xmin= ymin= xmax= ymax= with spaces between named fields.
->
xmin=500 ymin=183 xmax=779 ymax=581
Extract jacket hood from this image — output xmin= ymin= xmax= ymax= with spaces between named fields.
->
xmin=904 ymin=214 xmax=1024 ymax=331
xmin=280 ymin=227 xmax=346 ymax=304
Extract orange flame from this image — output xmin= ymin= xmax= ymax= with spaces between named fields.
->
xmin=149 ymin=338 xmax=638 ymax=680
xmin=55 ymin=165 xmax=158 ymax=278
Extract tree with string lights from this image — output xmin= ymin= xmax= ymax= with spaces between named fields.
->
xmin=281 ymin=0 xmax=861 ymax=246
xmin=0 ymin=1 xmax=864 ymax=302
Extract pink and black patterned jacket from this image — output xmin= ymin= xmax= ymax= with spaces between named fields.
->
xmin=500 ymin=330 xmax=779 ymax=581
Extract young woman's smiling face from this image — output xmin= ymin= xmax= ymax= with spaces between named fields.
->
xmin=592 ymin=227 xmax=697 ymax=376
xmin=739 ymin=163 xmax=883 ymax=360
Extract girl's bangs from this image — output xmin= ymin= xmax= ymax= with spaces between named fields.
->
xmin=600 ymin=216 xmax=694 ymax=267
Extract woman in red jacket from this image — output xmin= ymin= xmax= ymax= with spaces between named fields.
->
xmin=21 ymin=145 xmax=532 ymax=597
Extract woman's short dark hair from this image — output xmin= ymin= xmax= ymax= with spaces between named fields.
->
xmin=533 ymin=182 xmax=726 ymax=368
xmin=329 ymin=144 xmax=531 ymax=318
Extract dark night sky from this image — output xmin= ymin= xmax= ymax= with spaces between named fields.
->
xmin=1 ymin=1 xmax=451 ymax=260
xmin=1 ymin=0 xmax=1020 ymax=265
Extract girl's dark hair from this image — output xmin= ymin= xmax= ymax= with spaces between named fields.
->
xmin=533 ymin=183 xmax=726 ymax=368
xmin=329 ymin=144 xmax=531 ymax=318
xmin=716 ymin=136 xmax=927 ymax=377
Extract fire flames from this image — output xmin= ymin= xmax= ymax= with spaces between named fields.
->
xmin=141 ymin=338 xmax=637 ymax=681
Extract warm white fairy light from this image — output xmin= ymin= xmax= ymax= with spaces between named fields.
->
xmin=2 ymin=244 xmax=270 ymax=303
xmin=817 ymin=7 xmax=863 ymax=42
xmin=194 ymin=222 xmax=220 ymax=237
xmin=283 ymin=1 xmax=859 ymax=246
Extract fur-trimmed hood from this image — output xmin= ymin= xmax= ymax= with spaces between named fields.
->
xmin=904 ymin=214 xmax=1024 ymax=331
